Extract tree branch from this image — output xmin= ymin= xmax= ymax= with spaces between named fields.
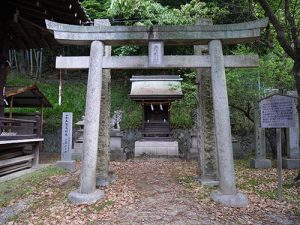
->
xmin=257 ymin=0 xmax=297 ymax=60
xmin=229 ymin=104 xmax=254 ymax=122
xmin=284 ymin=0 xmax=300 ymax=51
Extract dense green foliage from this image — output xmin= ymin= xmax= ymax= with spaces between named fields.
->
xmin=7 ymin=0 xmax=298 ymax=132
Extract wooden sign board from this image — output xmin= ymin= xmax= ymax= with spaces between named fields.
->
xmin=260 ymin=94 xmax=296 ymax=128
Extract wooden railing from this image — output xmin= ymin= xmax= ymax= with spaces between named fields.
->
xmin=0 ymin=113 xmax=41 ymax=140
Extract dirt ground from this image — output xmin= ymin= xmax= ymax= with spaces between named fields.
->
xmin=1 ymin=157 xmax=300 ymax=225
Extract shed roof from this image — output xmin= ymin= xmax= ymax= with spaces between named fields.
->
xmin=129 ymin=75 xmax=183 ymax=101
xmin=1 ymin=0 xmax=90 ymax=49
xmin=5 ymin=85 xmax=52 ymax=107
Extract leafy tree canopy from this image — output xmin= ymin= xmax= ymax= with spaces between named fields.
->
xmin=108 ymin=0 xmax=228 ymax=25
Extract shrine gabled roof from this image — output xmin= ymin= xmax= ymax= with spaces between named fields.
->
xmin=1 ymin=0 xmax=90 ymax=50
xmin=5 ymin=85 xmax=52 ymax=108
xmin=129 ymin=75 xmax=183 ymax=101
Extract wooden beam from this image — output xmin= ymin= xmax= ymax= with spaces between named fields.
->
xmin=0 ymin=138 xmax=44 ymax=145
xmin=56 ymin=55 xmax=259 ymax=69
xmin=19 ymin=17 xmax=50 ymax=34
xmin=0 ymin=154 xmax=34 ymax=168
xmin=14 ymin=21 xmax=38 ymax=48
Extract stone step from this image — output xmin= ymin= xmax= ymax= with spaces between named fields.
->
xmin=134 ymin=140 xmax=179 ymax=157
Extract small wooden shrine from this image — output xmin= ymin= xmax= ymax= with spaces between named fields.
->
xmin=129 ymin=75 xmax=183 ymax=138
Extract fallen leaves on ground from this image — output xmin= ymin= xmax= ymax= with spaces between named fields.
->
xmin=1 ymin=158 xmax=300 ymax=225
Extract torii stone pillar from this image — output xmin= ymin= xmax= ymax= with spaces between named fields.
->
xmin=94 ymin=19 xmax=116 ymax=187
xmin=209 ymin=40 xmax=248 ymax=207
xmin=68 ymin=41 xmax=104 ymax=204
xmin=194 ymin=19 xmax=219 ymax=186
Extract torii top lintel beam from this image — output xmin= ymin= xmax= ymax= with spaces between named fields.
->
xmin=45 ymin=18 xmax=268 ymax=46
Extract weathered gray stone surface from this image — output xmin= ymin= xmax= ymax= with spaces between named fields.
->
xmin=110 ymin=129 xmax=126 ymax=161
xmin=250 ymin=159 xmax=272 ymax=168
xmin=96 ymin=20 xmax=112 ymax=187
xmin=68 ymin=189 xmax=104 ymax=205
xmin=46 ymin=18 xmax=268 ymax=46
xmin=209 ymin=40 xmax=235 ymax=194
xmin=56 ymin=55 xmax=259 ymax=69
xmin=187 ymin=132 xmax=198 ymax=160
xmin=72 ymin=117 xmax=84 ymax=160
xmin=194 ymin=35 xmax=218 ymax=185
xmin=56 ymin=160 xmax=76 ymax=172
xmin=56 ymin=113 xmax=75 ymax=171
xmin=135 ymin=141 xmax=179 ymax=157
xmin=69 ymin=41 xmax=104 ymax=204
xmin=209 ymin=39 xmax=247 ymax=206
xmin=148 ymin=41 xmax=164 ymax=66
xmin=211 ymin=190 xmax=248 ymax=208
xmin=60 ymin=112 xmax=73 ymax=161
xmin=282 ymin=158 xmax=300 ymax=169
xmin=286 ymin=91 xmax=300 ymax=166
xmin=251 ymin=106 xmax=271 ymax=168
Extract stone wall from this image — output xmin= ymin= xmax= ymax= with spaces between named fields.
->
xmin=121 ymin=128 xmax=191 ymax=157
xmin=43 ymin=126 xmax=255 ymax=160
xmin=43 ymin=126 xmax=81 ymax=152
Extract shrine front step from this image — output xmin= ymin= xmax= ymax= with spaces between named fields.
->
xmin=134 ymin=140 xmax=179 ymax=157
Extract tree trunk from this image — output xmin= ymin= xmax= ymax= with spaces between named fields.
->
xmin=17 ymin=50 xmax=27 ymax=75
xmin=0 ymin=36 xmax=9 ymax=118
xmin=293 ymin=62 xmax=300 ymax=180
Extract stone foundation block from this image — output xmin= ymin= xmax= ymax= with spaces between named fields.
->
xmin=187 ymin=148 xmax=199 ymax=160
xmin=110 ymin=149 xmax=126 ymax=161
xmin=71 ymin=152 xmax=82 ymax=161
xmin=282 ymin=158 xmax=300 ymax=169
xmin=198 ymin=177 xmax=219 ymax=186
xmin=68 ymin=189 xmax=104 ymax=204
xmin=250 ymin=159 xmax=272 ymax=169
xmin=56 ymin=160 xmax=76 ymax=172
xmin=211 ymin=190 xmax=248 ymax=207
xmin=135 ymin=141 xmax=178 ymax=157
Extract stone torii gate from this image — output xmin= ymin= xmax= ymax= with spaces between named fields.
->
xmin=46 ymin=18 xmax=268 ymax=207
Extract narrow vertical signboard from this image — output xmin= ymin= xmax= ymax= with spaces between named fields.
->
xmin=61 ymin=112 xmax=73 ymax=161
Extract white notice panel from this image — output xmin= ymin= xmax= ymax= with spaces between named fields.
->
xmin=260 ymin=95 xmax=295 ymax=128
xmin=61 ymin=112 xmax=73 ymax=161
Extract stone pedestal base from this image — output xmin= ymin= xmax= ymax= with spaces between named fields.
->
xmin=68 ymin=189 xmax=104 ymax=204
xmin=186 ymin=148 xmax=199 ymax=160
xmin=56 ymin=160 xmax=76 ymax=172
xmin=199 ymin=177 xmax=219 ymax=186
xmin=135 ymin=141 xmax=179 ymax=157
xmin=71 ymin=152 xmax=82 ymax=161
xmin=96 ymin=173 xmax=117 ymax=187
xmin=282 ymin=158 xmax=300 ymax=169
xmin=110 ymin=149 xmax=126 ymax=161
xmin=250 ymin=159 xmax=272 ymax=169
xmin=211 ymin=190 xmax=248 ymax=207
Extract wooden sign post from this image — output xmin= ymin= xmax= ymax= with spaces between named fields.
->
xmin=260 ymin=94 xmax=296 ymax=200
